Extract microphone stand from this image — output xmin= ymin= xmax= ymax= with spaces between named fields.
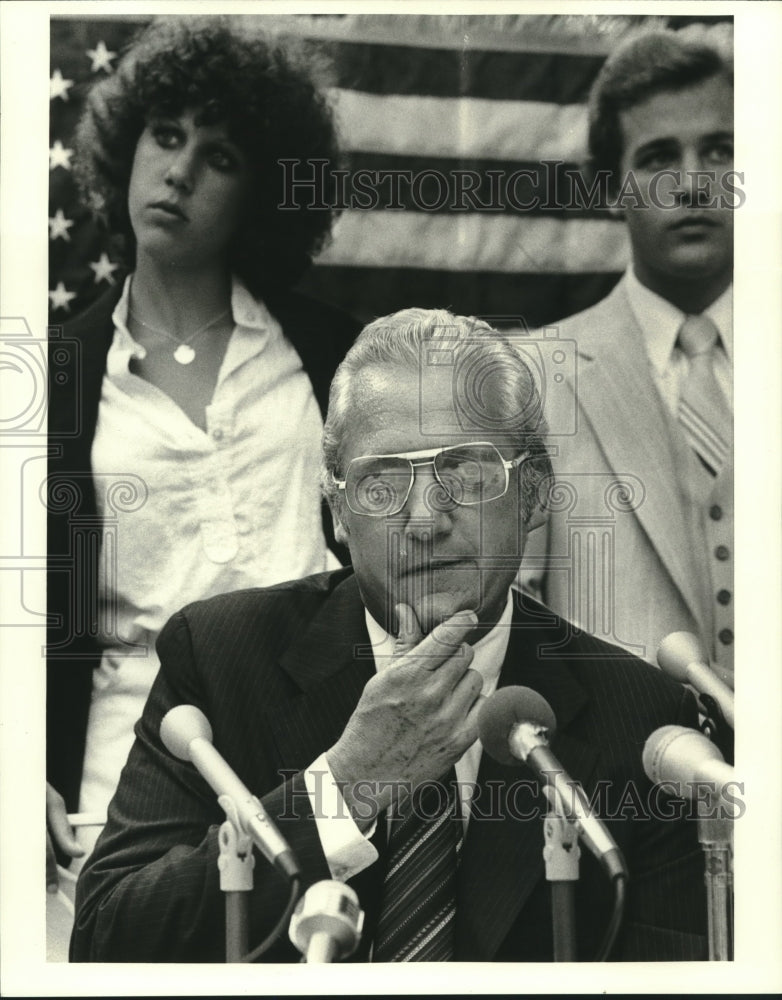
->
xmin=543 ymin=806 xmax=580 ymax=961
xmin=698 ymin=805 xmax=733 ymax=961
xmin=217 ymin=800 xmax=255 ymax=962
xmin=698 ymin=695 xmax=734 ymax=959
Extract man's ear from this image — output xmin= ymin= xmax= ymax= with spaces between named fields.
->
xmin=334 ymin=519 xmax=350 ymax=546
xmin=328 ymin=496 xmax=350 ymax=546
xmin=524 ymin=500 xmax=549 ymax=533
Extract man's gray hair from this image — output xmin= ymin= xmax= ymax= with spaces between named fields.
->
xmin=321 ymin=307 xmax=552 ymax=524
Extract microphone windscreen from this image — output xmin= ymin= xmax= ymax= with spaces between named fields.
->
xmin=642 ymin=724 xmax=724 ymax=787
xmin=656 ymin=631 xmax=706 ymax=681
xmin=478 ymin=685 xmax=557 ymax=766
xmin=160 ymin=704 xmax=213 ymax=761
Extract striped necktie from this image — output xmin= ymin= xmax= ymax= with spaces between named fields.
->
xmin=373 ymin=768 xmax=462 ymax=961
xmin=677 ymin=314 xmax=732 ymax=476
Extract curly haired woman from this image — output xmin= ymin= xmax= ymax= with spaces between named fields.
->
xmin=46 ymin=16 xmax=358 ymax=889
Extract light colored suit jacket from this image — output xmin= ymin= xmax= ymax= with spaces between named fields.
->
xmin=521 ymin=277 xmax=733 ymax=685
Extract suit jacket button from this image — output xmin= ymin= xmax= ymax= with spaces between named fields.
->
xmin=717 ymin=589 xmax=731 ymax=606
xmin=715 ymin=545 xmax=730 ymax=561
xmin=709 ymin=504 xmax=723 ymax=521
xmin=719 ymin=628 xmax=734 ymax=645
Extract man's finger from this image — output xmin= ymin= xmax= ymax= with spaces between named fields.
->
xmin=463 ymin=690 xmax=488 ymax=734
xmin=415 ymin=610 xmax=477 ymax=663
xmin=392 ymin=603 xmax=423 ymax=655
xmin=391 ymin=610 xmax=477 ymax=673
xmin=46 ymin=783 xmax=85 ymax=858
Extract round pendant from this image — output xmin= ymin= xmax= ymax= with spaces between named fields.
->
xmin=174 ymin=344 xmax=196 ymax=365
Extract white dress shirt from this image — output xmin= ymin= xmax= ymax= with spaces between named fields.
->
xmin=304 ymin=593 xmax=514 ymax=881
xmin=78 ymin=276 xmax=337 ymax=843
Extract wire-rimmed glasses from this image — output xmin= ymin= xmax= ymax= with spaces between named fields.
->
xmin=334 ymin=441 xmax=527 ymax=517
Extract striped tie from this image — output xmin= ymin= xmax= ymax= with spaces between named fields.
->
xmin=677 ymin=314 xmax=732 ymax=476
xmin=373 ymin=769 xmax=462 ymax=961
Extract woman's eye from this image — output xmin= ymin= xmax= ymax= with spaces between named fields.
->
xmin=152 ymin=125 xmax=182 ymax=150
xmin=208 ymin=148 xmax=236 ymax=171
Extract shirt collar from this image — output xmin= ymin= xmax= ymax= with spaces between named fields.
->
xmin=111 ymin=275 xmax=273 ymax=340
xmin=364 ymin=591 xmax=514 ymax=696
xmin=109 ymin=274 xmax=275 ymax=376
xmin=624 ymin=266 xmax=733 ymax=377
xmin=111 ymin=274 xmax=142 ymax=359
xmin=229 ymin=279 xmax=278 ymax=334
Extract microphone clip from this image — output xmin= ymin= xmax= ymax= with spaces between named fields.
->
xmin=698 ymin=694 xmax=734 ymax=765
xmin=543 ymin=810 xmax=581 ymax=882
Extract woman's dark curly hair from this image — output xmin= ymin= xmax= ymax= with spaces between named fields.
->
xmin=74 ymin=15 xmax=341 ymax=296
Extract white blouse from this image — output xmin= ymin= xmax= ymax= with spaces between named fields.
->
xmin=77 ymin=276 xmax=337 ymax=845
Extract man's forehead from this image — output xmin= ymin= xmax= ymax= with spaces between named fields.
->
xmin=341 ymin=361 xmax=515 ymax=459
xmin=346 ymin=361 xmax=455 ymax=413
xmin=620 ymin=75 xmax=733 ymax=145
xmin=349 ymin=358 xmax=513 ymax=411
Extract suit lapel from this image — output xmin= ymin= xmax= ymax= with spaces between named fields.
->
xmin=570 ymin=281 xmax=703 ymax=627
xmin=456 ymin=608 xmax=598 ymax=960
xmin=265 ymin=583 xmax=605 ymax=961
xmin=267 ymin=574 xmax=375 ymax=772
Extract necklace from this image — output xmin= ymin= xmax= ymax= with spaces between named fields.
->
xmin=128 ymin=306 xmax=231 ymax=365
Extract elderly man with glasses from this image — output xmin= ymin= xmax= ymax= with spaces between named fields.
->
xmin=72 ymin=309 xmax=708 ymax=964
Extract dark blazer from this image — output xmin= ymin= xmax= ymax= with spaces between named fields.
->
xmin=47 ymin=283 xmax=359 ymax=811
xmin=72 ymin=570 xmax=707 ymax=962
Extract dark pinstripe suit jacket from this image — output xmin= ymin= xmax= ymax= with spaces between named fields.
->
xmin=71 ymin=569 xmax=707 ymax=962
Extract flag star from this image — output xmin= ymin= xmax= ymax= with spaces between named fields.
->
xmin=89 ymin=252 xmax=119 ymax=285
xmin=50 ymin=69 xmax=74 ymax=101
xmin=49 ymin=140 xmax=74 ymax=171
xmin=49 ymin=209 xmax=75 ymax=241
xmin=49 ymin=282 xmax=77 ymax=312
xmin=86 ymin=40 xmax=117 ymax=74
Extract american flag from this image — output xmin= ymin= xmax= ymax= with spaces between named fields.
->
xmin=49 ymin=12 xmax=732 ymax=329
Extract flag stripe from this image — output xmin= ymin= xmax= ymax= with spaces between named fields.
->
xmin=319 ymin=211 xmax=629 ymax=272
xmin=332 ymin=152 xmax=613 ymax=218
xmin=330 ymin=90 xmax=588 ymax=161
xmin=300 ymin=266 xmax=621 ymax=327
xmin=316 ymin=39 xmax=604 ymax=103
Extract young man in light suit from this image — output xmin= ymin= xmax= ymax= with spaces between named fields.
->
xmin=523 ymin=29 xmax=734 ymax=687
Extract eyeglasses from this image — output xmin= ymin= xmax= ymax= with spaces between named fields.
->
xmin=334 ymin=441 xmax=527 ymax=517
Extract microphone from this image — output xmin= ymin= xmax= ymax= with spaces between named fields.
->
xmin=642 ymin=725 xmax=737 ymax=803
xmin=478 ymin=686 xmax=627 ymax=880
xmin=644 ymin=725 xmax=736 ymax=960
xmin=657 ymin=632 xmax=734 ymax=729
xmin=160 ymin=704 xmax=300 ymax=881
xmin=288 ymin=881 xmax=364 ymax=963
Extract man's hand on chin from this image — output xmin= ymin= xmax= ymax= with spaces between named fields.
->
xmin=326 ymin=604 xmax=484 ymax=828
